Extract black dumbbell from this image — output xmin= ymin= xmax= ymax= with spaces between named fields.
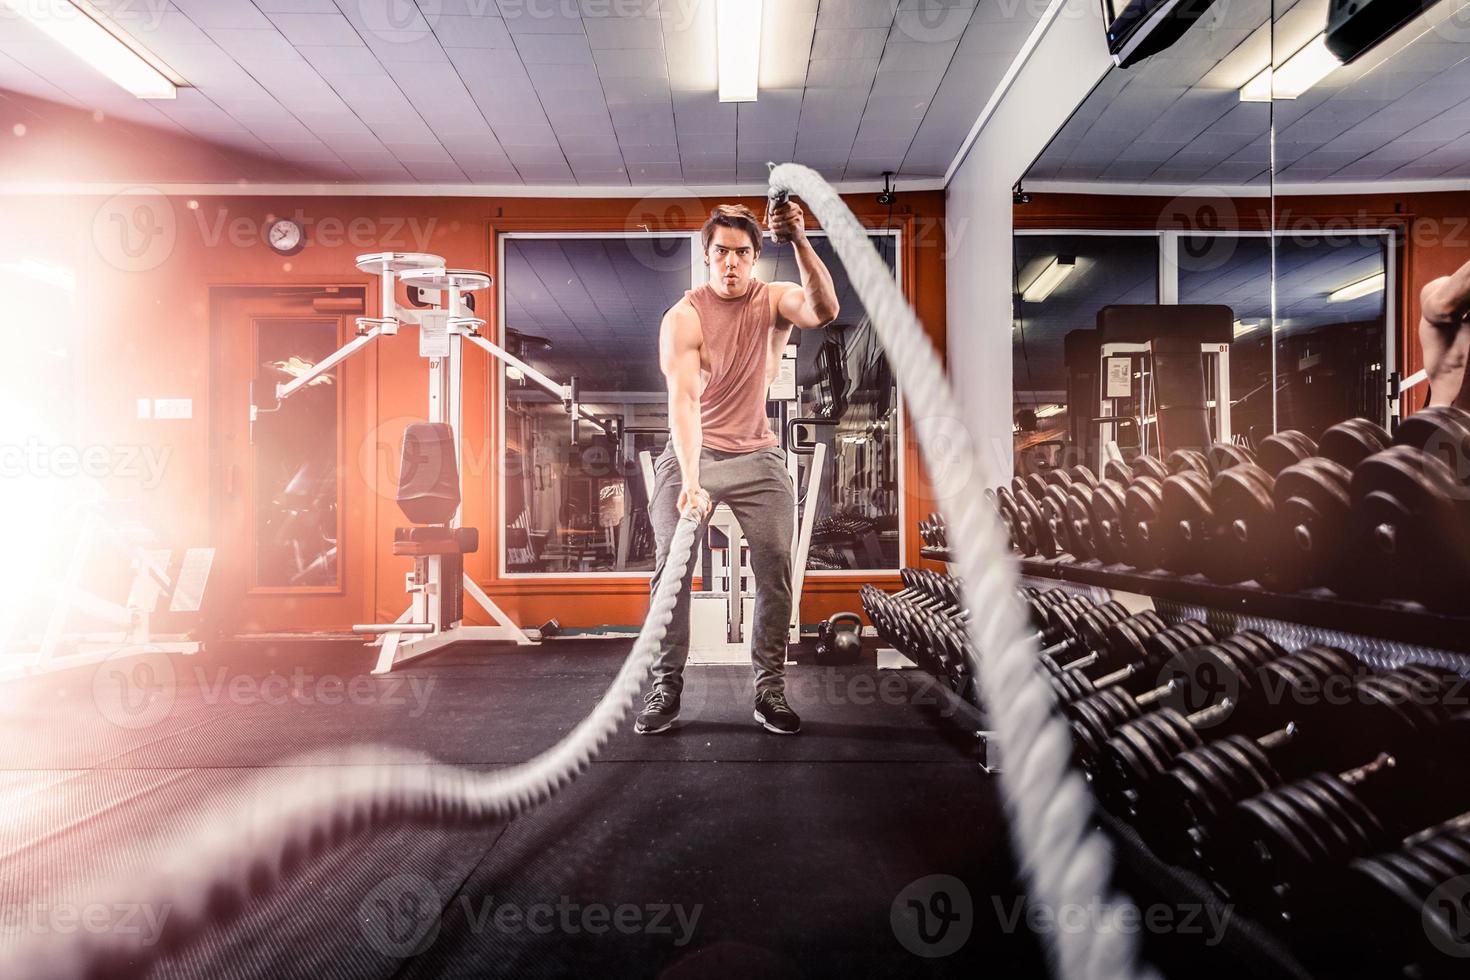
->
xmin=1264 ymin=457 xmax=1353 ymax=593
xmin=1257 ymin=430 xmax=1318 ymax=478
xmin=1207 ymin=722 xmax=1470 ymax=924
xmin=1319 ymin=819 xmax=1470 ymax=980
xmin=1087 ymin=478 xmax=1130 ymax=564
xmin=1350 ymin=440 xmax=1470 ymax=609
xmin=1122 ymin=474 xmax=1166 ymax=569
xmin=1045 ymin=617 xmax=1217 ymax=707
xmin=1094 ymin=645 xmax=1366 ymax=817
xmin=1204 ymin=461 xmax=1277 ymax=584
xmin=1167 ymin=449 xmax=1210 ymax=477
xmin=1136 ymin=664 xmax=1463 ymax=868
xmin=1320 ymin=417 xmax=1391 ymax=470
xmin=1208 ymin=441 xmax=1256 ymax=474
xmin=1066 ymin=631 xmax=1287 ymax=768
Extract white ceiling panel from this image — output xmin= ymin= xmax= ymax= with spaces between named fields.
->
xmin=0 ymin=0 xmax=1051 ymax=186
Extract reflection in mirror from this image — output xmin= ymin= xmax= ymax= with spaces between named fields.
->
xmin=1270 ymin=0 xmax=1470 ymax=426
xmin=757 ymin=234 xmax=901 ymax=572
xmin=1012 ymin=234 xmax=1160 ymax=474
xmin=1013 ymin=0 xmax=1272 ymax=479
xmin=254 ymin=319 xmax=340 ymax=588
xmin=500 ymin=233 xmax=901 ymax=575
xmin=501 ymin=237 xmax=689 ymax=575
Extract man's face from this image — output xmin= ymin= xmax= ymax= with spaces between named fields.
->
xmin=705 ymin=225 xmax=759 ymax=296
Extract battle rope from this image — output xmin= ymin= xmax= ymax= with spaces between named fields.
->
xmin=768 ymin=162 xmax=1155 ymax=980
xmin=4 ymin=166 xmax=1155 ymax=980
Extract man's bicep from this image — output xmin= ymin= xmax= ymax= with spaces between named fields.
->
xmin=774 ymin=281 xmax=823 ymax=330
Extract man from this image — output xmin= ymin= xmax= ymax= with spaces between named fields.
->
xmin=1420 ymin=257 xmax=1470 ymax=409
xmin=635 ymin=201 xmax=840 ymax=735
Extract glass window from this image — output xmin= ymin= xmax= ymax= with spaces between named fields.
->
xmin=758 ymin=233 xmax=901 ymax=572
xmin=1011 ymin=233 xmax=1160 ymax=474
xmin=253 ymin=318 xmax=341 ymax=588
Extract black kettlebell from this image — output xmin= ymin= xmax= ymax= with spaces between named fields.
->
xmin=816 ymin=612 xmax=864 ymax=665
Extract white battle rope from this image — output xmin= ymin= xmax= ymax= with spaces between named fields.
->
xmin=5 ymin=167 xmax=1153 ymax=980
xmin=766 ymin=163 xmax=1156 ymax=980
xmin=5 ymin=516 xmax=702 ymax=979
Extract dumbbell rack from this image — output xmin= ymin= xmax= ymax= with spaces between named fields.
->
xmin=916 ymin=545 xmax=1470 ymax=979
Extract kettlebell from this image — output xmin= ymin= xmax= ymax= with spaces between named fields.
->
xmin=816 ymin=612 xmax=864 ymax=665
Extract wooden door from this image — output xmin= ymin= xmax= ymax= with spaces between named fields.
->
xmin=209 ymin=286 xmax=374 ymax=635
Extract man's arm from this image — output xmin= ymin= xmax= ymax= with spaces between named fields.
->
xmin=1419 ymin=258 xmax=1470 ymax=406
xmin=658 ymin=304 xmax=710 ymax=515
xmin=767 ymin=201 xmax=840 ymax=329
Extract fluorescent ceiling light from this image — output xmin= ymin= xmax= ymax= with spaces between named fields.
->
xmin=1241 ymin=34 xmax=1341 ymax=102
xmin=1021 ymin=256 xmax=1075 ymax=303
xmin=0 ymin=0 xmax=176 ymax=99
xmin=1233 ymin=319 xmax=1263 ymax=338
xmin=716 ymin=0 xmax=762 ymax=103
xmin=1034 ymin=404 xmax=1066 ymax=419
xmin=1330 ymin=272 xmax=1386 ymax=303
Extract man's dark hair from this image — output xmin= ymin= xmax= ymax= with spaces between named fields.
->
xmin=701 ymin=204 xmax=763 ymax=255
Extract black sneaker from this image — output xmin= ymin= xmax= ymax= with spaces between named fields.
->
xmin=753 ymin=689 xmax=801 ymax=734
xmin=635 ymin=689 xmax=680 ymax=735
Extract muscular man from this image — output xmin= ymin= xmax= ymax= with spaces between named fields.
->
xmin=634 ymin=202 xmax=839 ymax=735
xmin=1419 ymin=256 xmax=1470 ymax=409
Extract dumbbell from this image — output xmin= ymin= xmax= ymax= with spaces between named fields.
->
xmin=1066 ymin=631 xmax=1287 ymax=767
xmin=1320 ymin=416 xmax=1391 ymax=470
xmin=1136 ymin=664 xmax=1463 ymax=868
xmin=1208 ymin=441 xmax=1256 ymax=474
xmin=1256 ymin=430 xmax=1318 ymax=477
xmin=1264 ymin=456 xmax=1353 ymax=593
xmin=1121 ymin=474 xmax=1166 ymax=569
xmin=1045 ymin=618 xmax=1218 ymax=707
xmin=1350 ymin=405 xmax=1470 ymax=608
xmin=1085 ymin=478 xmax=1130 ymax=564
xmin=1166 ymin=449 xmax=1210 ymax=478
xmin=1093 ymin=645 xmax=1365 ymax=817
xmin=1207 ymin=723 xmax=1470 ymax=924
xmin=1317 ymin=818 xmax=1470 ymax=980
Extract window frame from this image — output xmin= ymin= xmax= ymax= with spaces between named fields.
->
xmin=496 ymin=228 xmax=906 ymax=579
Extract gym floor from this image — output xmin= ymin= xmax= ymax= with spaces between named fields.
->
xmin=2 ymin=639 xmax=1054 ymax=978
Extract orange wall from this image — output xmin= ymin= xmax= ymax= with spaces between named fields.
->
xmin=1016 ymin=189 xmax=1470 ymax=414
xmin=2 ymin=190 xmax=948 ymax=634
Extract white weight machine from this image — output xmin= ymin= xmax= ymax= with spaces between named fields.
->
xmin=256 ymin=251 xmax=619 ymax=674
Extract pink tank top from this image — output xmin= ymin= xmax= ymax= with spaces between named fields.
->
xmin=685 ymin=280 xmax=779 ymax=453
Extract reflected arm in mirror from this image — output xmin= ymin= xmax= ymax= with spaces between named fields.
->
xmin=658 ymin=301 xmax=709 ymax=515
xmin=1418 ymin=259 xmax=1470 ymax=406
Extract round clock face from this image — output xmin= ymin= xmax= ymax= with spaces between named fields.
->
xmin=267 ymin=218 xmax=305 ymax=254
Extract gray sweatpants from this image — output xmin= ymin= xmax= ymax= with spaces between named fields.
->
xmin=647 ymin=442 xmax=796 ymax=697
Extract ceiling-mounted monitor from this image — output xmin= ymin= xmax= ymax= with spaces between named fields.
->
xmin=1102 ymin=0 xmax=1223 ymax=68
